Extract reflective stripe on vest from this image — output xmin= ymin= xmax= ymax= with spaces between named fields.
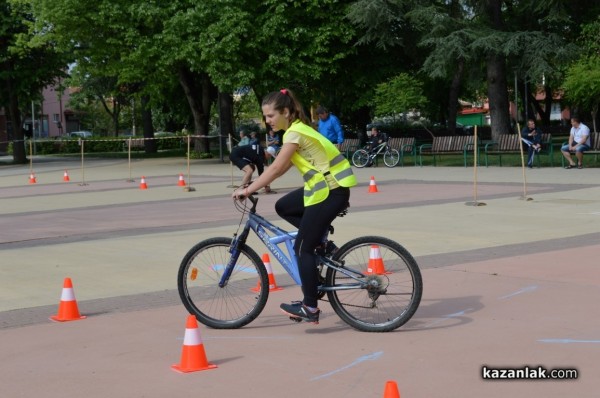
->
xmin=285 ymin=121 xmax=357 ymax=206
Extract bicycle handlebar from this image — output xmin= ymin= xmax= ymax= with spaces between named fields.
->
xmin=235 ymin=192 xmax=258 ymax=214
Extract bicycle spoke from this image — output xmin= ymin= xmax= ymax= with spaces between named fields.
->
xmin=178 ymin=238 xmax=268 ymax=329
xmin=325 ymin=237 xmax=422 ymax=332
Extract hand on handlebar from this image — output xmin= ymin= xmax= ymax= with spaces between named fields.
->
xmin=232 ymin=187 xmax=248 ymax=201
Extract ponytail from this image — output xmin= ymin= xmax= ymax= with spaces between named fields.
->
xmin=262 ymin=89 xmax=310 ymax=125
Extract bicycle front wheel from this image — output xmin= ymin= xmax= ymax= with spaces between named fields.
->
xmin=383 ymin=148 xmax=400 ymax=167
xmin=177 ymin=237 xmax=269 ymax=329
xmin=352 ymin=149 xmax=370 ymax=168
xmin=325 ymin=236 xmax=422 ymax=332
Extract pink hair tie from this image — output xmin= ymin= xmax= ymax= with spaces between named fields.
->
xmin=280 ymin=89 xmax=288 ymax=95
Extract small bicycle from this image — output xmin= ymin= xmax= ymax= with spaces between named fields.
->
xmin=352 ymin=140 xmax=400 ymax=168
xmin=177 ymin=194 xmax=422 ymax=332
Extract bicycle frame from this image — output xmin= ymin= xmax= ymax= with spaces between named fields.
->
xmin=368 ymin=142 xmax=389 ymax=159
xmin=220 ymin=198 xmax=367 ymax=291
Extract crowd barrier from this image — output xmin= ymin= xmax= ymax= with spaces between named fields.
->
xmin=1 ymin=134 xmax=230 ymax=189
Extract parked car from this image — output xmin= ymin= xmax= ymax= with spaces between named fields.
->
xmin=69 ymin=131 xmax=93 ymax=138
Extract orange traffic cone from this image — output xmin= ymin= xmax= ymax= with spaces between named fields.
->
xmin=63 ymin=170 xmax=70 ymax=182
xmin=252 ymin=253 xmax=283 ymax=292
xmin=172 ymin=315 xmax=217 ymax=373
xmin=139 ymin=176 xmax=148 ymax=190
xmin=383 ymin=380 xmax=400 ymax=398
xmin=50 ymin=277 xmax=86 ymax=322
xmin=177 ymin=173 xmax=186 ymax=187
xmin=367 ymin=245 xmax=390 ymax=275
xmin=368 ymin=176 xmax=378 ymax=193
xmin=29 ymin=172 xmax=37 ymax=184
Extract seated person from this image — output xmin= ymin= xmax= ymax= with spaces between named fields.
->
xmin=266 ymin=128 xmax=281 ymax=158
xmin=520 ymin=118 xmax=543 ymax=168
xmin=238 ymin=128 xmax=251 ymax=146
xmin=368 ymin=126 xmax=387 ymax=153
xmin=561 ymin=116 xmax=591 ymax=169
xmin=229 ymin=144 xmax=274 ymax=193
xmin=249 ymin=131 xmax=259 ymax=146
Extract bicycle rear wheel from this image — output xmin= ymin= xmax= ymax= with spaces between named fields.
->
xmin=352 ymin=149 xmax=370 ymax=168
xmin=383 ymin=148 xmax=400 ymax=167
xmin=325 ymin=236 xmax=422 ymax=332
xmin=177 ymin=237 xmax=269 ymax=329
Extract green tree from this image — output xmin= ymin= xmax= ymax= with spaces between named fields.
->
xmin=1 ymin=0 xmax=69 ymax=163
xmin=563 ymin=17 xmax=600 ymax=132
xmin=374 ymin=73 xmax=428 ymax=117
xmin=349 ymin=0 xmax=598 ymax=139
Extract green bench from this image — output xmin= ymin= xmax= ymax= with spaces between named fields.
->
xmin=484 ymin=133 xmax=553 ymax=167
xmin=339 ymin=138 xmax=360 ymax=158
xmin=418 ymin=135 xmax=477 ymax=167
xmin=388 ymin=137 xmax=416 ymax=166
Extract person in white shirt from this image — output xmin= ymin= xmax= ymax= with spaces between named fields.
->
xmin=561 ymin=117 xmax=591 ymax=169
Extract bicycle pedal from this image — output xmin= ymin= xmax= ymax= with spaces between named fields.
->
xmin=289 ymin=316 xmax=303 ymax=323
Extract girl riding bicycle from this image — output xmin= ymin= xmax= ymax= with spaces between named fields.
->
xmin=232 ymin=89 xmax=357 ymax=324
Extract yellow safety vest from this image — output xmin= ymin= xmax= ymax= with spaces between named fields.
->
xmin=285 ymin=120 xmax=357 ymax=206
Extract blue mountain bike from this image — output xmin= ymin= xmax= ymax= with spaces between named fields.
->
xmin=177 ymin=194 xmax=422 ymax=332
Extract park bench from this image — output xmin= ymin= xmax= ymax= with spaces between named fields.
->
xmin=339 ymin=138 xmax=360 ymax=158
xmin=418 ymin=135 xmax=477 ymax=167
xmin=388 ymin=137 xmax=416 ymax=166
xmin=560 ymin=131 xmax=600 ymax=168
xmin=484 ymin=133 xmax=553 ymax=167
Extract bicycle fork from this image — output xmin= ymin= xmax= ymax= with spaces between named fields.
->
xmin=218 ymin=226 xmax=251 ymax=288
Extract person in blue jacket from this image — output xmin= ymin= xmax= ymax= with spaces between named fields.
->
xmin=316 ymin=105 xmax=344 ymax=149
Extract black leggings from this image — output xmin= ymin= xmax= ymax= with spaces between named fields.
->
xmin=275 ymin=187 xmax=350 ymax=308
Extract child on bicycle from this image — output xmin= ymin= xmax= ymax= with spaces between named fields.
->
xmin=368 ymin=126 xmax=387 ymax=153
xmin=232 ymin=88 xmax=357 ymax=324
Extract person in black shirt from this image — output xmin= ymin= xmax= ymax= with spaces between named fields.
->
xmin=229 ymin=144 xmax=273 ymax=193
xmin=520 ymin=119 xmax=542 ymax=168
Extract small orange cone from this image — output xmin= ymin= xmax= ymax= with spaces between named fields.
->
xmin=50 ymin=277 xmax=86 ymax=322
xmin=367 ymin=245 xmax=390 ymax=275
xmin=139 ymin=176 xmax=148 ymax=190
xmin=63 ymin=170 xmax=70 ymax=182
xmin=368 ymin=176 xmax=378 ymax=193
xmin=252 ymin=253 xmax=283 ymax=292
xmin=29 ymin=172 xmax=37 ymax=184
xmin=383 ymin=380 xmax=400 ymax=398
xmin=177 ymin=173 xmax=186 ymax=187
xmin=172 ymin=315 xmax=217 ymax=373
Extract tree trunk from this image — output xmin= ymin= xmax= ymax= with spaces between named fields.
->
xmin=141 ymin=95 xmax=156 ymax=153
xmin=99 ymin=96 xmax=119 ymax=136
xmin=218 ymin=91 xmax=234 ymax=161
xmin=525 ymin=83 xmax=551 ymax=125
xmin=200 ymin=73 xmax=215 ymax=153
xmin=486 ymin=53 xmax=513 ymax=140
xmin=447 ymin=58 xmax=465 ymax=134
xmin=178 ymin=66 xmax=212 ymax=153
xmin=484 ymin=0 xmax=512 ymax=140
xmin=7 ymin=77 xmax=27 ymax=164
